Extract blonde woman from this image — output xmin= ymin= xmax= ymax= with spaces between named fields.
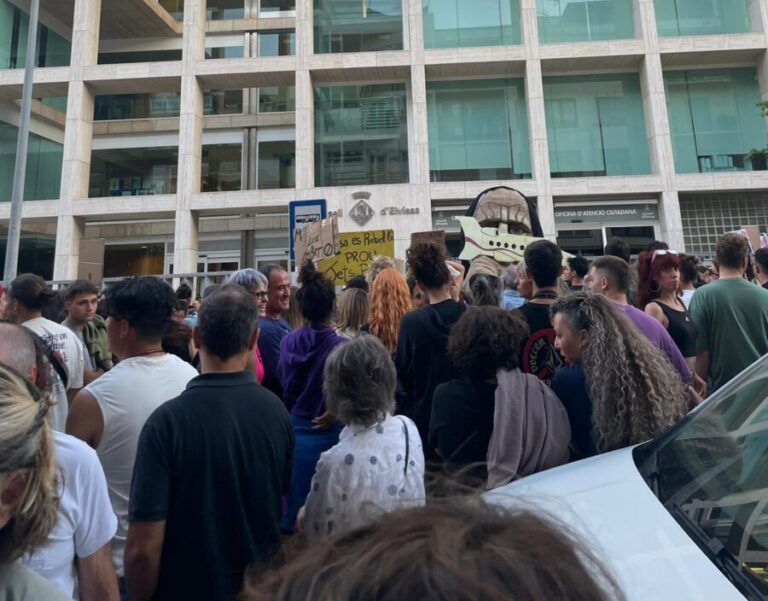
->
xmin=550 ymin=293 xmax=688 ymax=458
xmin=336 ymin=288 xmax=370 ymax=340
xmin=0 ymin=363 xmax=67 ymax=599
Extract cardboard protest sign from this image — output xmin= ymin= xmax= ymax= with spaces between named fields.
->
xmin=293 ymin=216 xmax=339 ymax=266
xmin=410 ymin=230 xmax=446 ymax=252
xmin=741 ymin=226 xmax=761 ymax=253
xmin=317 ymin=229 xmax=395 ymax=286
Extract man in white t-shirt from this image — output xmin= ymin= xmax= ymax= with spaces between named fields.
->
xmin=0 ymin=322 xmax=119 ymax=600
xmin=66 ymin=276 xmax=198 ymax=594
xmin=3 ymin=274 xmax=85 ymax=432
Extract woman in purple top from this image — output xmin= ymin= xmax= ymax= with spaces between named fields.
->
xmin=278 ymin=261 xmax=347 ymax=531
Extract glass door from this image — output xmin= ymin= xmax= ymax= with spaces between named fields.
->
xmin=556 ymin=228 xmax=605 ymax=258
xmin=556 ymin=224 xmax=659 ymax=258
xmin=605 ymin=226 xmax=657 ymax=256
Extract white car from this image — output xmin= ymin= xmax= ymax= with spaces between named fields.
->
xmin=487 ymin=355 xmax=768 ymax=601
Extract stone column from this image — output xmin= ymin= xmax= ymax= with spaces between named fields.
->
xmin=747 ymin=0 xmax=768 ymax=36
xmin=294 ymin=0 xmax=314 ymax=189
xmin=53 ymin=0 xmax=101 ymax=280
xmin=636 ymin=0 xmax=684 ymax=250
xmin=520 ymin=0 xmax=556 ymax=239
xmin=407 ymin=0 xmax=429 ymax=185
xmin=173 ymin=0 xmax=206 ymax=277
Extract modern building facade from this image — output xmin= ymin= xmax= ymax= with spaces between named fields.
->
xmin=1 ymin=0 xmax=768 ymax=281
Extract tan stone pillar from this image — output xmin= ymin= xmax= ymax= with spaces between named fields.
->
xmin=173 ymin=0 xmax=206 ymax=277
xmin=407 ymin=0 xmax=428 ymax=185
xmin=637 ymin=0 xmax=684 ymax=250
xmin=294 ymin=0 xmax=314 ymax=189
xmin=520 ymin=0 xmax=555 ymax=239
xmin=53 ymin=0 xmax=101 ymax=280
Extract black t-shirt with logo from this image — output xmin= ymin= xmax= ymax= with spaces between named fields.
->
xmin=129 ymin=371 xmax=294 ymax=601
xmin=516 ymin=302 xmax=564 ymax=386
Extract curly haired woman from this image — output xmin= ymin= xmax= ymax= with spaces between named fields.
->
xmin=362 ymin=268 xmax=411 ymax=354
xmin=550 ymin=293 xmax=688 ymax=458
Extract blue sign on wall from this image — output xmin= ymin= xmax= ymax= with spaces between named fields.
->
xmin=289 ymin=199 xmax=327 ymax=261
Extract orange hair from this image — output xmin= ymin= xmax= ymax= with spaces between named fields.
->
xmin=369 ymin=268 xmax=411 ymax=353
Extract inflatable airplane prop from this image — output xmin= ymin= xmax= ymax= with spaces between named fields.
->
xmin=457 ymin=216 xmax=574 ymax=265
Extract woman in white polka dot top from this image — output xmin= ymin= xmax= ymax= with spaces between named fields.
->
xmin=299 ymin=336 xmax=425 ymax=540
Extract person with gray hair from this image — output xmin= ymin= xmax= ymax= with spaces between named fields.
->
xmin=500 ymin=263 xmax=526 ymax=310
xmin=298 ymin=336 xmax=425 ymax=541
xmin=225 ymin=268 xmax=270 ymax=383
xmin=0 ymin=362 xmax=70 ymax=600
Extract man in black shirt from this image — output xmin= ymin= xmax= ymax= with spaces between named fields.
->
xmin=515 ymin=240 xmax=564 ymax=386
xmin=125 ymin=286 xmax=294 ymax=601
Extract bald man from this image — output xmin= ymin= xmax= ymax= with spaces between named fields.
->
xmin=0 ymin=323 xmax=119 ymax=601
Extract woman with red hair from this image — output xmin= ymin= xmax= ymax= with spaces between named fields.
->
xmin=636 ymin=249 xmax=699 ymax=370
xmin=363 ymin=268 xmax=412 ymax=354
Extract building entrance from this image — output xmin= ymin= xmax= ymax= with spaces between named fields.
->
xmin=554 ymin=202 xmax=659 ymax=258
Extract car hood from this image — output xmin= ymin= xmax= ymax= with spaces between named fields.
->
xmin=485 ymin=448 xmax=744 ymax=601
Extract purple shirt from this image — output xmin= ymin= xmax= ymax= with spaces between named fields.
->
xmin=616 ymin=304 xmax=692 ymax=383
xmin=278 ymin=326 xmax=347 ymax=419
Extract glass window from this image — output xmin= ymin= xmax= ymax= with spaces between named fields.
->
xmin=206 ymin=0 xmax=244 ymax=20
xmin=202 ymin=143 xmax=242 ymax=191
xmin=422 ymin=0 xmax=520 ymax=48
xmin=605 ymin=226 xmax=656 ymax=255
xmin=260 ymin=0 xmax=295 ymax=13
xmin=204 ymin=90 xmax=244 ymax=115
xmin=258 ymin=86 xmax=295 ymax=112
xmin=314 ymin=0 xmax=403 ymax=53
xmin=159 ymin=0 xmax=184 ymax=20
xmin=94 ymin=91 xmax=243 ymax=120
xmin=427 ymin=78 xmax=530 ymax=182
xmin=157 ymin=0 xmax=245 ymax=21
xmin=104 ymin=243 xmax=166 ymax=277
xmin=664 ymin=68 xmax=767 ymax=174
xmin=0 ymin=0 xmax=71 ymax=69
xmin=544 ymin=73 xmax=650 ymax=177
xmin=205 ymin=45 xmax=244 ymax=59
xmin=314 ymin=84 xmax=409 ymax=186
xmin=0 ymin=237 xmax=55 ymax=280
xmin=536 ymin=0 xmax=634 ymax=43
xmin=258 ymin=31 xmax=295 ymax=56
xmin=89 ymin=147 xmax=178 ymax=197
xmin=257 ymin=140 xmax=295 ymax=188
xmin=98 ymin=50 xmax=183 ymax=65
xmin=556 ymin=228 xmax=604 ymax=256
xmin=0 ymin=121 xmax=63 ymax=201
xmin=654 ymin=0 xmax=750 ymax=37
xmin=635 ymin=355 xmax=768 ymax=598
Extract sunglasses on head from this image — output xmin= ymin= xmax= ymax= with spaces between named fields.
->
xmin=651 ymin=249 xmax=679 ymax=263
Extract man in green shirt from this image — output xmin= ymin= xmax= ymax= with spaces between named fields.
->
xmin=690 ymin=233 xmax=768 ymax=392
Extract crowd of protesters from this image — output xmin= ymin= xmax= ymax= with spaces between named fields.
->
xmin=1 ymin=228 xmax=768 ymax=601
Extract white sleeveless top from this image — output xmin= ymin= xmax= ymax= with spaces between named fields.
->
xmin=85 ymin=354 xmax=198 ymax=576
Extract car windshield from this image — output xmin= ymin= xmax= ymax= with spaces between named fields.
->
xmin=635 ymin=354 xmax=768 ymax=599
